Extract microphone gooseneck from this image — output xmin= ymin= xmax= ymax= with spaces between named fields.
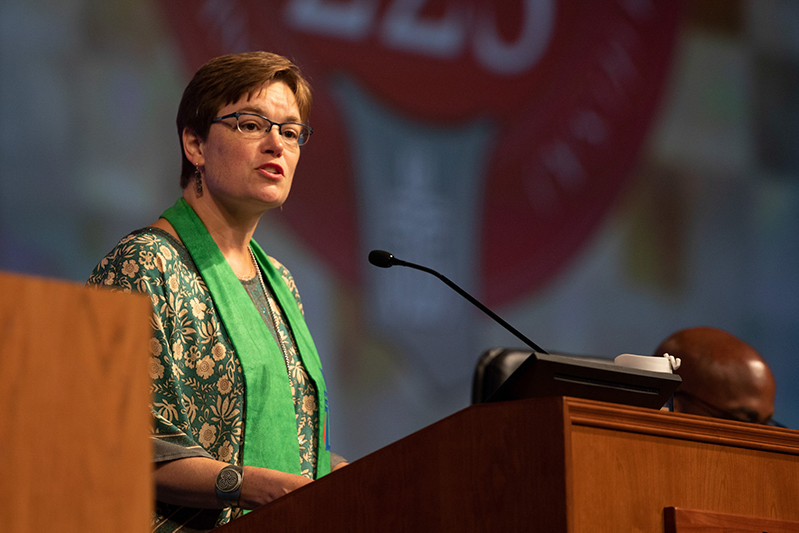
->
xmin=367 ymin=249 xmax=548 ymax=354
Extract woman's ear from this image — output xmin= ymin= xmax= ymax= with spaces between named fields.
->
xmin=182 ymin=127 xmax=204 ymax=167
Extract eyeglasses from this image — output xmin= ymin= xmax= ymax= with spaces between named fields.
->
xmin=211 ymin=112 xmax=312 ymax=147
xmin=672 ymin=390 xmax=777 ymax=426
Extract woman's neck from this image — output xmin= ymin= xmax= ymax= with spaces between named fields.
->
xmin=183 ymin=189 xmax=264 ymax=279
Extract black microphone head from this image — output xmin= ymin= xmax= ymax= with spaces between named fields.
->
xmin=368 ymin=250 xmax=395 ymax=268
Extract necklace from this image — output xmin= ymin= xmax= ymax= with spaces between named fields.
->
xmin=248 ymin=246 xmax=292 ymax=374
xmin=237 ymin=250 xmax=257 ymax=280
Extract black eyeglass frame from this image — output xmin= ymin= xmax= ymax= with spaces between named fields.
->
xmin=211 ymin=112 xmax=313 ymax=146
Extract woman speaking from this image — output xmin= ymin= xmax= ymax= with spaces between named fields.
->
xmin=89 ymin=51 xmax=344 ymax=531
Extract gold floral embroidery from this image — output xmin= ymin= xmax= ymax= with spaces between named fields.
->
xmin=149 ymin=357 xmax=165 ymax=380
xmin=302 ymin=393 xmax=316 ymax=415
xmin=139 ymin=250 xmax=155 ymax=270
xmin=122 ymin=259 xmax=139 ymax=277
xmin=198 ymin=422 xmax=217 ymax=447
xmin=196 ymin=356 xmax=215 ymax=379
xmin=159 ymin=245 xmax=173 ymax=261
xmin=218 ymin=376 xmax=232 ymax=394
xmin=150 ymin=337 xmax=162 ymax=356
xmin=189 ymin=297 xmax=206 ymax=318
xmin=185 ymin=346 xmax=200 ymax=369
xmin=218 ymin=440 xmax=233 ymax=462
xmin=212 ymin=343 xmax=226 ymax=361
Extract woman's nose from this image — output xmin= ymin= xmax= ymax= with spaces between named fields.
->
xmin=262 ymin=125 xmax=284 ymax=153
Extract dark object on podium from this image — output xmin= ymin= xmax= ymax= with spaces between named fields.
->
xmin=473 ymin=347 xmax=681 ymax=409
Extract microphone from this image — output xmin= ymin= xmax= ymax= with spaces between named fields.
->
xmin=367 ymin=250 xmax=548 ymax=354
xmin=368 ymin=250 xmax=682 ymax=410
xmin=367 ymin=250 xmax=399 ymax=268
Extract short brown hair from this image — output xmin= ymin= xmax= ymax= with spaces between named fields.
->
xmin=176 ymin=51 xmax=312 ymax=188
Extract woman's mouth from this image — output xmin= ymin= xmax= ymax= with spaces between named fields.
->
xmin=258 ymin=163 xmax=284 ymax=178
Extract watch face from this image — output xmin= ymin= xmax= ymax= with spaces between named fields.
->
xmin=217 ymin=467 xmax=241 ymax=492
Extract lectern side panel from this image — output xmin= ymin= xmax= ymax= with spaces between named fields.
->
xmin=0 ymin=274 xmax=152 ymax=533
xmin=569 ymin=424 xmax=799 ymax=532
xmin=214 ymin=398 xmax=572 ymax=532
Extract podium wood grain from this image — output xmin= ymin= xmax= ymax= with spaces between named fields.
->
xmin=664 ymin=507 xmax=799 ymax=532
xmin=0 ymin=272 xmax=152 ymax=532
xmin=215 ymin=397 xmax=799 ymax=532
xmin=566 ymin=400 xmax=799 ymax=531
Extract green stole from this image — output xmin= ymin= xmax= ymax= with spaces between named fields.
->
xmin=161 ymin=198 xmax=331 ymax=479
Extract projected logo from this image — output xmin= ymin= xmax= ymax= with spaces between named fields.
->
xmin=160 ymin=0 xmax=681 ymax=312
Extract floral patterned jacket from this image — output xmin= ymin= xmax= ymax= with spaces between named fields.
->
xmin=88 ymin=227 xmax=318 ymax=532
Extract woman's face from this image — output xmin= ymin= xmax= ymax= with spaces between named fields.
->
xmin=191 ymin=81 xmax=303 ymax=215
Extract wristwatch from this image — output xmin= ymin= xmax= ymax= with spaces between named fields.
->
xmin=215 ymin=464 xmax=243 ymax=506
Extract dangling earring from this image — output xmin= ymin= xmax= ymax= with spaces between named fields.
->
xmin=195 ymin=166 xmax=203 ymax=197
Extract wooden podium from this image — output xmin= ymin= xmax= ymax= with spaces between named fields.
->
xmin=216 ymin=396 xmax=799 ymax=532
xmin=0 ymin=272 xmax=153 ymax=532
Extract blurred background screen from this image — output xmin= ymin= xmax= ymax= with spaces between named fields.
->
xmin=1 ymin=0 xmax=797 ymax=460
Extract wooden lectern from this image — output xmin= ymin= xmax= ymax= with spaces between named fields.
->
xmin=0 ymin=271 xmax=153 ymax=533
xmin=215 ymin=396 xmax=799 ymax=532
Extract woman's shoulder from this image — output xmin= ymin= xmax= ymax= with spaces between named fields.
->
xmin=267 ymin=255 xmax=289 ymax=274
xmin=96 ymin=227 xmax=179 ymax=255
xmin=121 ymin=227 xmax=185 ymax=254
xmin=267 ymin=256 xmax=296 ymax=288
xmin=88 ymin=227 xmax=193 ymax=289
xmin=93 ymin=228 xmax=186 ymax=269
